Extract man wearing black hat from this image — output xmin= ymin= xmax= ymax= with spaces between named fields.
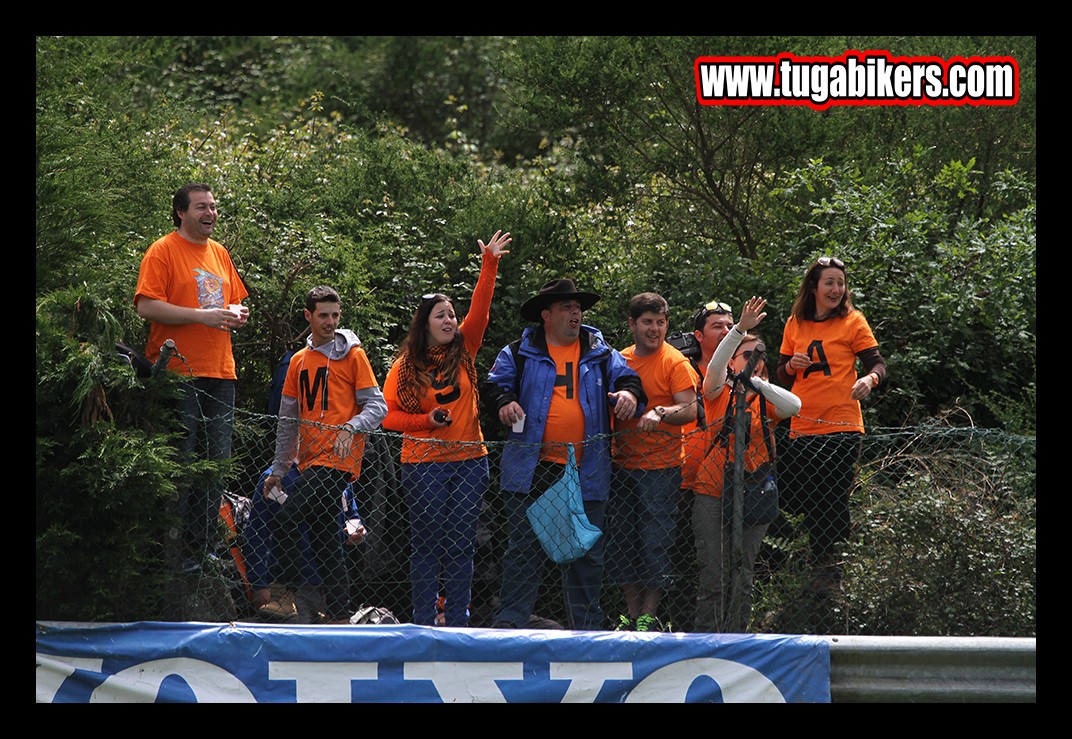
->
xmin=483 ymin=278 xmax=647 ymax=630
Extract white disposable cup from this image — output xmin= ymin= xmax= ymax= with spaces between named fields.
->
xmin=512 ymin=413 xmax=526 ymax=433
xmin=227 ymin=303 xmax=244 ymax=319
xmin=346 ymin=519 xmax=364 ymax=536
xmin=266 ymin=485 xmax=288 ymax=504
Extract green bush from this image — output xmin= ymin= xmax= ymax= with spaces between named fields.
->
xmin=749 ymin=427 xmax=1035 ymax=637
xmin=842 ymin=428 xmax=1035 ymax=636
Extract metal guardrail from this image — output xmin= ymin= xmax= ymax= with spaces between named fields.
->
xmin=827 ymin=636 xmax=1036 ymax=703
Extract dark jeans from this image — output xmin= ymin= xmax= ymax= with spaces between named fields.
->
xmin=779 ymin=432 xmax=862 ymax=561
xmin=496 ymin=461 xmax=607 ymax=630
xmin=176 ymin=378 xmax=235 ymax=553
xmin=271 ymin=465 xmax=353 ymax=620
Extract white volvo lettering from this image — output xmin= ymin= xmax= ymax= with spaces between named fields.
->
xmin=269 ymin=662 xmax=378 ymax=702
xmin=90 ymin=658 xmax=256 ymax=702
xmin=36 ymin=653 xmax=103 ymax=703
xmin=626 ymin=658 xmax=785 ymax=703
xmin=550 ymin=662 xmax=633 ymax=702
xmin=404 ymin=661 xmax=523 ymax=703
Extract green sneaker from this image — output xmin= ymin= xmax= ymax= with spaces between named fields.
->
xmin=614 ymin=614 xmax=635 ymax=631
xmin=634 ymin=614 xmax=664 ymax=633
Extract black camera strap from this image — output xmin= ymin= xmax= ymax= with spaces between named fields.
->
xmin=706 ymin=380 xmax=773 ymax=463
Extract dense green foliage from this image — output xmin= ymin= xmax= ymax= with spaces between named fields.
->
xmin=844 ymin=427 xmax=1036 ymax=636
xmin=752 ymin=426 xmax=1036 ymax=637
xmin=37 ymin=36 xmax=1034 ymax=629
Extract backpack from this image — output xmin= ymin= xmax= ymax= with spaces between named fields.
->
xmin=218 ymin=492 xmax=254 ymax=602
xmin=115 ymin=341 xmax=154 ymax=379
xmin=712 ymin=385 xmax=780 ymax=526
xmin=267 ymin=349 xmax=296 ymax=415
xmin=349 ymin=604 xmax=401 ymax=625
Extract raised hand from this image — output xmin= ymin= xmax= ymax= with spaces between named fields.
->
xmin=479 ymin=230 xmax=512 ymax=258
xmin=738 ymin=296 xmax=768 ymax=332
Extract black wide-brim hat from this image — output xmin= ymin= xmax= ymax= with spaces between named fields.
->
xmin=520 ymin=278 xmax=601 ymax=323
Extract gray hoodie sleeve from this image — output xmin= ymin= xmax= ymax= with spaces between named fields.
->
xmin=347 ymin=385 xmax=388 ymax=432
xmin=270 ymin=395 xmax=300 ymax=477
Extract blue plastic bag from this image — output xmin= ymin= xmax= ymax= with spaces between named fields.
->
xmin=526 ymin=444 xmax=602 ymax=564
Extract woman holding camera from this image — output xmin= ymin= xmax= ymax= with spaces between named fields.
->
xmin=692 ymin=297 xmax=802 ymax=632
xmin=776 ymin=256 xmax=887 ymax=591
xmin=382 ymin=231 xmax=511 ymax=627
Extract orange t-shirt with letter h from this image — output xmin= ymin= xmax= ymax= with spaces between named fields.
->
xmin=540 ymin=340 xmax=586 ymax=465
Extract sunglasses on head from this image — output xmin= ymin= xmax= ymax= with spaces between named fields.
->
xmin=817 ymin=256 xmax=845 ymax=268
xmin=692 ymin=300 xmax=733 ymax=329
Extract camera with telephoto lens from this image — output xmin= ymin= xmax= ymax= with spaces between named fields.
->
xmin=666 ymin=331 xmax=700 ymax=361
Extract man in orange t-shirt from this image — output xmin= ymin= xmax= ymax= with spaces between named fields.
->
xmin=262 ymin=286 xmax=387 ymax=623
xmin=607 ymin=293 xmax=698 ymax=632
xmin=679 ymin=300 xmax=737 ymax=490
xmin=134 ymin=183 xmax=250 ymax=573
xmin=668 ymin=299 xmax=737 ymax=629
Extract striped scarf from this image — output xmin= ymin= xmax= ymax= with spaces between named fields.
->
xmin=395 ymin=339 xmax=479 ymax=415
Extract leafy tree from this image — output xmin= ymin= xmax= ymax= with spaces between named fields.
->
xmin=37 ymin=37 xmax=200 ymax=619
xmin=500 ymin=35 xmax=1035 ymax=260
xmin=768 ymin=149 xmax=1036 ymax=427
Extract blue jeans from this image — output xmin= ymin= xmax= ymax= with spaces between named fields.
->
xmin=176 ymin=378 xmax=235 ymax=553
xmin=605 ymin=466 xmax=682 ymax=589
xmin=496 ymin=462 xmax=606 ymax=630
xmin=403 ymin=456 xmax=489 ymax=627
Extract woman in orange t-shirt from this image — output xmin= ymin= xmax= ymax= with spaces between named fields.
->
xmin=776 ymin=256 xmax=888 ymax=589
xmin=382 ymin=231 xmax=511 ymax=627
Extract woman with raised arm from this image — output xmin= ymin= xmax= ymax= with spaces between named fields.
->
xmin=382 ymin=231 xmax=511 ymax=627
xmin=692 ymin=297 xmax=802 ymax=632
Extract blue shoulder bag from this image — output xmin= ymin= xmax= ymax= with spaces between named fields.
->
xmin=526 ymin=444 xmax=603 ymax=564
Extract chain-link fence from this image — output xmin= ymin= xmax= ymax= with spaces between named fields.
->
xmin=166 ymin=398 xmax=1035 ymax=637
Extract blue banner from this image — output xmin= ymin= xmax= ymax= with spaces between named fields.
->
xmin=37 ymin=621 xmax=830 ymax=703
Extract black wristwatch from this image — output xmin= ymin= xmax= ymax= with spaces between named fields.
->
xmin=655 ymin=405 xmax=667 ymax=421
